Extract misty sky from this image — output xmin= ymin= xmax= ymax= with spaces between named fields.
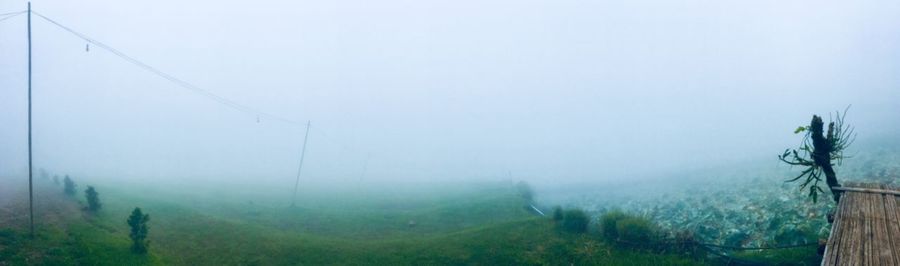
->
xmin=1 ymin=0 xmax=899 ymax=188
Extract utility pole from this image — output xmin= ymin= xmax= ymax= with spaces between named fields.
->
xmin=290 ymin=121 xmax=311 ymax=207
xmin=27 ymin=1 xmax=35 ymax=238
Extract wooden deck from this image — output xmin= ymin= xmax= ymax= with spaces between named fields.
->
xmin=823 ymin=182 xmax=900 ymax=266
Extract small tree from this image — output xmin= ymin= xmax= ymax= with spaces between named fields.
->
xmin=84 ymin=186 xmax=102 ymax=212
xmin=600 ymin=210 xmax=627 ymax=239
xmin=127 ymin=208 xmax=150 ymax=253
xmin=561 ymin=209 xmax=589 ymax=233
xmin=552 ymin=206 xmax=564 ymax=222
xmin=63 ymin=175 xmax=77 ymax=196
xmin=53 ymin=175 xmax=60 ymax=185
xmin=778 ymin=107 xmax=855 ymax=203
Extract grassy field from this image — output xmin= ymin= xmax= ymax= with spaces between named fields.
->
xmin=0 ymin=178 xmax=706 ymax=265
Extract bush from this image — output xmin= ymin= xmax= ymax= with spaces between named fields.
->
xmin=600 ymin=210 xmax=627 ymax=239
xmin=616 ymin=217 xmax=656 ymax=243
xmin=127 ymin=208 xmax=150 ymax=253
xmin=84 ymin=186 xmax=101 ymax=212
xmin=552 ymin=206 xmax=563 ymax=222
xmin=561 ymin=209 xmax=589 ymax=233
xmin=63 ymin=175 xmax=77 ymax=196
xmin=600 ymin=211 xmax=660 ymax=246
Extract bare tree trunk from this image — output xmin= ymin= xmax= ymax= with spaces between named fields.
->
xmin=810 ymin=115 xmax=841 ymax=202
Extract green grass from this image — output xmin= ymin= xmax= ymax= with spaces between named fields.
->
xmin=731 ymin=246 xmax=822 ymax=266
xmin=0 ymin=181 xmax=707 ymax=265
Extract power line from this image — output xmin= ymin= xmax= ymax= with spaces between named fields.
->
xmin=10 ymin=9 xmax=376 ymax=206
xmin=0 ymin=10 xmax=26 ymax=16
xmin=23 ymin=11 xmax=378 ymax=160
xmin=31 ymin=11 xmax=306 ymax=127
xmin=29 ymin=9 xmax=375 ymax=154
xmin=0 ymin=11 xmax=26 ymax=22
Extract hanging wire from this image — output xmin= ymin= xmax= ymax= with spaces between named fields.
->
xmin=0 ymin=11 xmax=26 ymax=22
xmin=0 ymin=10 xmax=26 ymax=16
xmin=16 ymin=9 xmax=375 ymax=173
xmin=31 ymin=11 xmax=306 ymax=127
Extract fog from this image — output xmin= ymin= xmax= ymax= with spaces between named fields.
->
xmin=2 ymin=0 xmax=899 ymax=192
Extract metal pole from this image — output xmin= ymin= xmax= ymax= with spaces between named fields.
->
xmin=291 ymin=121 xmax=311 ymax=207
xmin=27 ymin=1 xmax=35 ymax=238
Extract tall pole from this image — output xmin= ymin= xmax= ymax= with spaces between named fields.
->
xmin=27 ymin=1 xmax=35 ymax=238
xmin=291 ymin=121 xmax=311 ymax=207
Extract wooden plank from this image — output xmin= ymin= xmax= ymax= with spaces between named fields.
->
xmin=850 ymin=192 xmax=866 ymax=265
xmin=826 ymin=191 xmax=850 ymax=265
xmin=875 ymin=184 xmax=894 ymax=265
xmin=835 ymin=191 xmax=850 ymax=266
xmin=865 ymin=184 xmax=874 ymax=266
xmin=868 ymin=184 xmax=883 ymax=266
xmin=838 ymin=190 xmax=856 ymax=265
xmin=844 ymin=191 xmax=861 ymax=265
xmin=881 ymin=184 xmax=900 ymax=265
xmin=896 ymin=194 xmax=900 ymax=266
xmin=832 ymin=186 xmax=900 ymax=197
xmin=865 ymin=183 xmax=885 ymax=266
xmin=866 ymin=184 xmax=885 ymax=266
xmin=895 ymin=193 xmax=900 ymax=266
xmin=888 ymin=184 xmax=900 ymax=266
xmin=856 ymin=188 xmax=872 ymax=266
xmin=879 ymin=190 xmax=893 ymax=265
xmin=823 ymin=183 xmax=900 ymax=265
xmin=864 ymin=188 xmax=874 ymax=266
xmin=844 ymin=182 xmax=862 ymax=266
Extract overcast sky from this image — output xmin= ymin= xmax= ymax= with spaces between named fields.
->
xmin=1 ymin=0 xmax=899 ymax=188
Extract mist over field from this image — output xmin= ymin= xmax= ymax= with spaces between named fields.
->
xmin=1 ymin=0 xmax=899 ymax=265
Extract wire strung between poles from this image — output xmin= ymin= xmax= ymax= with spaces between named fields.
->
xmin=0 ymin=10 xmax=26 ymax=16
xmin=0 ymin=11 xmax=26 ymax=22
xmin=31 ymin=11 xmax=306 ymax=127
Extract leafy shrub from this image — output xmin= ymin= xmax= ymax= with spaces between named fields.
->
xmin=616 ymin=217 xmax=657 ymax=244
xmin=84 ymin=186 xmax=101 ymax=212
xmin=600 ymin=210 xmax=627 ymax=239
xmin=561 ymin=209 xmax=589 ymax=233
xmin=63 ymin=175 xmax=76 ymax=196
xmin=127 ymin=208 xmax=150 ymax=253
xmin=552 ymin=206 xmax=563 ymax=222
xmin=600 ymin=211 xmax=659 ymax=244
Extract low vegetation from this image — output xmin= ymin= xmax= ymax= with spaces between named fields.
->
xmin=0 ymin=179 xmax=706 ymax=265
xmin=599 ymin=210 xmax=659 ymax=245
xmin=552 ymin=206 xmax=563 ymax=222
xmin=0 ymin=175 xmax=827 ymax=265
xmin=600 ymin=210 xmax=627 ymax=240
xmin=560 ymin=208 xmax=589 ymax=233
